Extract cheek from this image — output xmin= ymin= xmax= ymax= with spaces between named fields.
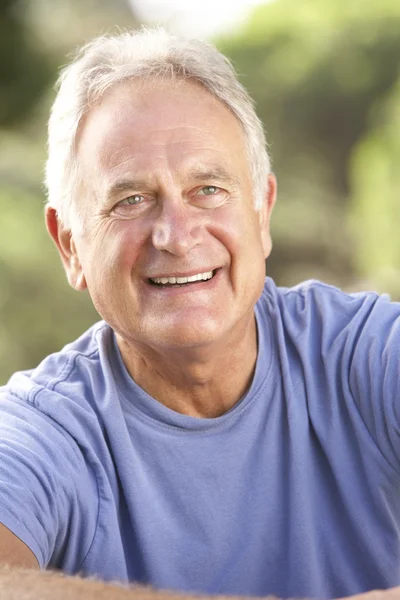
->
xmin=113 ymin=222 xmax=147 ymax=262
xmin=207 ymin=206 xmax=264 ymax=255
xmin=114 ymin=223 xmax=148 ymax=271
xmin=82 ymin=223 xmax=145 ymax=285
xmin=209 ymin=207 xmax=266 ymax=297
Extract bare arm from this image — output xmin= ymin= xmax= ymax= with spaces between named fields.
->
xmin=0 ymin=527 xmax=399 ymax=600
xmin=0 ymin=525 xmax=258 ymax=600
xmin=0 ymin=570 xmax=398 ymax=600
xmin=0 ymin=524 xmax=38 ymax=569
xmin=0 ymin=567 xmax=257 ymax=600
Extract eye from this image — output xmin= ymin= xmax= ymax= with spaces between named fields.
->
xmin=119 ymin=194 xmax=145 ymax=205
xmin=197 ymin=186 xmax=220 ymax=196
xmin=111 ymin=193 xmax=152 ymax=218
xmin=192 ymin=185 xmax=228 ymax=208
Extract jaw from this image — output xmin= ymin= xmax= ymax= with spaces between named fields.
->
xmin=123 ymin=271 xmax=258 ymax=354
xmin=114 ymin=301 xmax=259 ymax=417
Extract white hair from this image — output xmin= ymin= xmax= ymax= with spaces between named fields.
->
xmin=44 ymin=27 xmax=271 ymax=231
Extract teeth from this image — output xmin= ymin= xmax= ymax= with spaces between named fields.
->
xmin=150 ymin=271 xmax=214 ymax=285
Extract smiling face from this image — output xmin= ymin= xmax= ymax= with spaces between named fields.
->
xmin=48 ymin=78 xmax=276 ymax=353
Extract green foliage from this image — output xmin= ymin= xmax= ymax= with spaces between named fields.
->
xmin=217 ymin=0 xmax=400 ymax=289
xmin=350 ymin=80 xmax=400 ymax=295
xmin=1 ymin=0 xmax=400 ymax=381
xmin=0 ymin=185 xmax=98 ymax=383
xmin=0 ymin=0 xmax=55 ymax=126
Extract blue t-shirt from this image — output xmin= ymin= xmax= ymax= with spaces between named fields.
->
xmin=1 ymin=278 xmax=400 ymax=599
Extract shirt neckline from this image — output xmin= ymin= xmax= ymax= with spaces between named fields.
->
xmin=108 ymin=293 xmax=272 ymax=432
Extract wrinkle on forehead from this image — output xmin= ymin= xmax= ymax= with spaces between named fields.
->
xmin=104 ymin=136 xmax=225 ymax=174
xmin=77 ymin=77 xmax=250 ymax=201
xmin=77 ymin=76 xmax=242 ymax=157
xmin=81 ymin=78 xmax=240 ymax=141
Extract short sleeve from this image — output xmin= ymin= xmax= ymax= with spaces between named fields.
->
xmin=349 ymin=294 xmax=400 ymax=473
xmin=0 ymin=392 xmax=99 ymax=571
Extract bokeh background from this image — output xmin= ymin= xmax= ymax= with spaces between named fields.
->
xmin=1 ymin=0 xmax=400 ymax=383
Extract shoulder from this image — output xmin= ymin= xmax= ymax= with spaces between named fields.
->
xmin=257 ymin=277 xmax=400 ymax=344
xmin=0 ymin=319 xmax=117 ymax=492
xmin=0 ymin=324 xmax=108 ymax=572
xmin=3 ymin=321 xmax=111 ymax=401
xmin=259 ymin=277 xmax=385 ymax=312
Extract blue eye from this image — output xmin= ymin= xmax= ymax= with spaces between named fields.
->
xmin=123 ymin=194 xmax=144 ymax=205
xmin=198 ymin=186 xmax=219 ymax=195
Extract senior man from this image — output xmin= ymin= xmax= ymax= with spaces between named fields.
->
xmin=1 ymin=26 xmax=400 ymax=600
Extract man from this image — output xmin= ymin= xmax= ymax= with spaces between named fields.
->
xmin=0 ymin=26 xmax=400 ymax=600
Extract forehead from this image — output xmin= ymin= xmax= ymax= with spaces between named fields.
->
xmin=77 ymin=78 xmax=249 ymax=180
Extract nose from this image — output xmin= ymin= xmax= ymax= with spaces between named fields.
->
xmin=151 ymin=200 xmax=202 ymax=256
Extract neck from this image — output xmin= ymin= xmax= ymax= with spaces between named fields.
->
xmin=116 ymin=314 xmax=258 ymax=418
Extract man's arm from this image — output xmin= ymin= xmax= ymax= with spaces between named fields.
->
xmin=0 ymin=560 xmax=398 ymax=600
xmin=0 ymin=572 xmax=399 ymax=600
xmin=0 ymin=567 xmax=260 ymax=600
xmin=1 ymin=526 xmax=400 ymax=600
xmin=0 ymin=524 xmax=38 ymax=569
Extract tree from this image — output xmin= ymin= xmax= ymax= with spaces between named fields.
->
xmin=350 ymin=80 xmax=400 ymax=295
xmin=217 ymin=0 xmax=400 ymax=290
xmin=0 ymin=0 xmax=54 ymax=126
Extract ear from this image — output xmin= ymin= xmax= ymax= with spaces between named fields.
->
xmin=45 ymin=206 xmax=87 ymax=291
xmin=259 ymin=173 xmax=277 ymax=259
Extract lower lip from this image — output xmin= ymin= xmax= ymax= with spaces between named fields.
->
xmin=145 ymin=269 xmax=221 ymax=296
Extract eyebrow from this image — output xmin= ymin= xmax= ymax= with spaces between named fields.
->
xmin=187 ymin=166 xmax=241 ymax=188
xmin=104 ymin=178 xmax=150 ymax=202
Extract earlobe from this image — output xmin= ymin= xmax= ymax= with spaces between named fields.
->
xmin=260 ymin=173 xmax=277 ymax=259
xmin=45 ymin=206 xmax=87 ymax=291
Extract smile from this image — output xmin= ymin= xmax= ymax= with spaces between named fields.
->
xmin=149 ymin=270 xmax=215 ymax=286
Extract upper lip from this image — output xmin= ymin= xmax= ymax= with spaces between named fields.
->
xmin=146 ymin=268 xmax=218 ymax=279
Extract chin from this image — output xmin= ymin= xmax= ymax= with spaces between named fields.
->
xmin=152 ymin=321 xmax=224 ymax=350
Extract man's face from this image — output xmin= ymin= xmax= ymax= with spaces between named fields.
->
xmin=53 ymin=79 xmax=275 ymax=352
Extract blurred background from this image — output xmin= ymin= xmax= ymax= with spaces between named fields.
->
xmin=1 ymin=0 xmax=400 ymax=383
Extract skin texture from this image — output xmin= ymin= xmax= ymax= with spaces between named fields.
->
xmin=0 ymin=525 xmax=38 ymax=570
xmin=0 ymin=567 xmax=276 ymax=600
xmin=0 ymin=567 xmax=398 ymax=600
xmin=46 ymin=78 xmax=277 ymax=418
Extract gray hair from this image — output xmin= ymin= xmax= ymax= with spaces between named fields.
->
xmin=44 ymin=27 xmax=271 ymax=231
